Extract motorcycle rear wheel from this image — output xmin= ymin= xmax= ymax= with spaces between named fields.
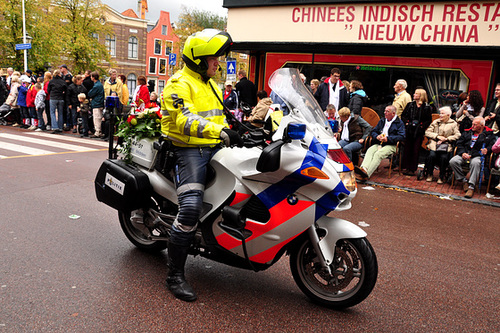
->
xmin=118 ymin=209 xmax=167 ymax=253
xmin=290 ymin=237 xmax=378 ymax=309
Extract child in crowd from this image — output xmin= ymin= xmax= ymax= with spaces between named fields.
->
xmin=150 ymin=91 xmax=160 ymax=107
xmin=17 ymin=76 xmax=30 ymax=128
xmin=324 ymin=103 xmax=339 ymax=133
xmin=77 ymin=93 xmax=90 ymax=137
xmin=26 ymin=80 xmax=38 ymax=130
xmin=34 ymin=83 xmax=46 ymax=131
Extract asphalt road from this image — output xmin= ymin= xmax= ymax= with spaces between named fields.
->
xmin=0 ymin=126 xmax=498 ymax=332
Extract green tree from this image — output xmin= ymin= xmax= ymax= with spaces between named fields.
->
xmin=0 ymin=0 xmax=62 ymax=72
xmin=173 ymin=6 xmax=228 ymax=83
xmin=54 ymin=0 xmax=112 ymax=74
xmin=0 ymin=0 xmax=112 ymax=74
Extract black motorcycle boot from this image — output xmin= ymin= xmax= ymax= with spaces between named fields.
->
xmin=166 ymin=243 xmax=197 ymax=302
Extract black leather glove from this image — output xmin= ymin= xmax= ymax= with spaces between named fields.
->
xmin=220 ymin=128 xmax=243 ymax=147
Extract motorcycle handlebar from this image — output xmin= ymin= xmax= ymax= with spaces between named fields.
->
xmin=241 ymin=129 xmax=267 ymax=148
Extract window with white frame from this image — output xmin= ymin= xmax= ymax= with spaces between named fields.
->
xmin=105 ymin=34 xmax=116 ymax=57
xmin=158 ymin=80 xmax=165 ymax=93
xmin=154 ymin=39 xmax=162 ymax=55
xmin=127 ymin=73 xmax=137 ymax=102
xmin=165 ymin=41 xmax=173 ymax=55
xmin=159 ymin=59 xmax=167 ymax=75
xmin=149 ymin=58 xmax=157 ymax=74
xmin=148 ymin=78 xmax=157 ymax=94
xmin=128 ymin=36 xmax=138 ymax=59
xmin=161 ymin=25 xmax=168 ymax=35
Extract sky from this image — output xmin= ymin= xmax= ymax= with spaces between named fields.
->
xmin=101 ymin=0 xmax=228 ymax=24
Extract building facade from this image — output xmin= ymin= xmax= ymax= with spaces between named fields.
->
xmin=102 ymin=5 xmax=148 ymax=100
xmin=145 ymin=11 xmax=179 ymax=95
xmin=224 ymin=0 xmax=500 ymax=113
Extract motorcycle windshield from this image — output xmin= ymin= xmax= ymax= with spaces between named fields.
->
xmin=268 ymin=68 xmax=334 ymax=137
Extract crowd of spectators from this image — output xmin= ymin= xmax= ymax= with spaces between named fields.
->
xmin=222 ymin=67 xmax=500 ymax=199
xmin=0 ymin=65 xmax=155 ymax=139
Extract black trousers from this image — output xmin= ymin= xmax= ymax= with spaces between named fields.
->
xmin=424 ymin=150 xmax=451 ymax=180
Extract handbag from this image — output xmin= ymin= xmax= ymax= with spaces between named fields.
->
xmin=436 ymin=142 xmax=449 ymax=152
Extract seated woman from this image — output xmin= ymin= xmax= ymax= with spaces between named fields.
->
xmin=337 ymin=107 xmax=372 ymax=161
xmin=246 ymin=90 xmax=272 ymax=128
xmin=423 ymin=106 xmax=461 ymax=183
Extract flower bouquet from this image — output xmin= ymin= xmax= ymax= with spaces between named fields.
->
xmin=116 ymin=102 xmax=162 ymax=163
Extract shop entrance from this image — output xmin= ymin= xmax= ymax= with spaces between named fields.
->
xmin=284 ymin=62 xmax=466 ymax=116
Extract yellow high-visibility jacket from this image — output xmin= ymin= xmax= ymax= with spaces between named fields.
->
xmin=160 ymin=66 xmax=227 ymax=147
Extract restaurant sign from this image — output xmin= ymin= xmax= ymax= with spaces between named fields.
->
xmin=227 ymin=2 xmax=500 ymax=46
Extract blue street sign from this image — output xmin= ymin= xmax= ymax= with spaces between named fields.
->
xmin=169 ymin=53 xmax=177 ymax=66
xmin=227 ymin=60 xmax=236 ymax=75
xmin=15 ymin=43 xmax=32 ymax=50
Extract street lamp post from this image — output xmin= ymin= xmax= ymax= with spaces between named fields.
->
xmin=21 ymin=0 xmax=32 ymax=72
xmin=22 ymin=0 xmax=27 ymax=72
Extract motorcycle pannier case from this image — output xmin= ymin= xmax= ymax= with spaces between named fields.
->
xmin=94 ymin=159 xmax=152 ymax=211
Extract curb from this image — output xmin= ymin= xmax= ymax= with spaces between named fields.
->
xmin=364 ymin=181 xmax=500 ymax=208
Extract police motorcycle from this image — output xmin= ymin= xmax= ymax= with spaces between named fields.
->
xmin=95 ymin=68 xmax=378 ymax=309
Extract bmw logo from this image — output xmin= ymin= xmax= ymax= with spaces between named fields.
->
xmin=287 ymin=194 xmax=298 ymax=205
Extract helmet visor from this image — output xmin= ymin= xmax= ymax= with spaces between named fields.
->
xmin=190 ymin=30 xmax=232 ymax=59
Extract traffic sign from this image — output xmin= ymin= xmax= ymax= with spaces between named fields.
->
xmin=15 ymin=43 xmax=32 ymax=50
xmin=169 ymin=53 xmax=177 ymax=66
xmin=227 ymin=60 xmax=236 ymax=75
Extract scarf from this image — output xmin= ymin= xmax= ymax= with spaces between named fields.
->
xmin=382 ymin=117 xmax=396 ymax=137
xmin=341 ymin=116 xmax=351 ymax=141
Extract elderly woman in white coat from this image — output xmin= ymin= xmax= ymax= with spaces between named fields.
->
xmin=423 ymin=106 xmax=461 ymax=183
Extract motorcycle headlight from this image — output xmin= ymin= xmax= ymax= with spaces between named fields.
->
xmin=339 ymin=171 xmax=357 ymax=192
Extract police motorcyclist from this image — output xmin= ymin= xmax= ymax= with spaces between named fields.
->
xmin=160 ymin=29 xmax=242 ymax=302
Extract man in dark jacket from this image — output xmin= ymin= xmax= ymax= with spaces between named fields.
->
xmin=47 ymin=70 xmax=68 ymax=133
xmin=66 ymin=75 xmax=88 ymax=133
xmin=59 ymin=65 xmax=73 ymax=130
xmin=87 ymin=71 xmax=105 ymax=138
xmin=338 ymin=107 xmax=372 ymax=161
xmin=235 ymin=69 xmax=257 ymax=107
xmin=449 ymin=116 xmax=495 ymax=198
xmin=315 ymin=67 xmax=349 ymax=111
xmin=82 ymin=70 xmax=94 ymax=92
xmin=223 ymin=80 xmax=238 ymax=110
xmin=355 ymin=105 xmax=405 ymax=181
xmin=0 ymin=75 xmax=8 ymax=105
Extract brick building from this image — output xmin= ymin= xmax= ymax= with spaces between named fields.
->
xmin=145 ymin=11 xmax=180 ymax=94
xmin=101 ymin=5 xmax=148 ymax=99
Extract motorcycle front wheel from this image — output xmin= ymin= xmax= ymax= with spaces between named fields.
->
xmin=118 ymin=208 xmax=168 ymax=253
xmin=290 ymin=237 xmax=378 ymax=309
